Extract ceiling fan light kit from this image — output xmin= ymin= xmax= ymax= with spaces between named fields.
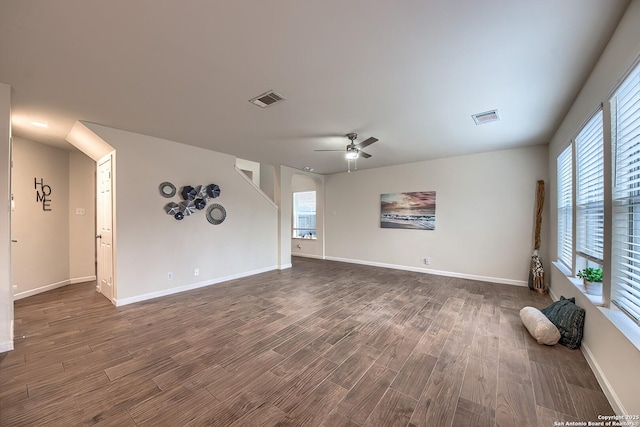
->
xmin=314 ymin=132 xmax=378 ymax=172
xmin=345 ymin=147 xmax=359 ymax=160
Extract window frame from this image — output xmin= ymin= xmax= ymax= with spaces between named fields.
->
xmin=575 ymin=109 xmax=605 ymax=264
xmin=292 ymin=190 xmax=317 ymax=239
xmin=557 ymin=144 xmax=573 ymax=270
xmin=611 ymin=61 xmax=640 ymax=326
xmin=555 ymin=58 xmax=640 ymax=331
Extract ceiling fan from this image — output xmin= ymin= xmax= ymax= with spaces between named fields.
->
xmin=314 ymin=133 xmax=378 ymax=172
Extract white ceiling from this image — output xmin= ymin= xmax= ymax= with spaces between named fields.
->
xmin=0 ymin=1 xmax=631 ymax=174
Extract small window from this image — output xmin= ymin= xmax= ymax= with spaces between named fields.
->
xmin=293 ymin=191 xmax=316 ymax=239
xmin=557 ymin=145 xmax=573 ymax=270
xmin=575 ymin=109 xmax=604 ymax=263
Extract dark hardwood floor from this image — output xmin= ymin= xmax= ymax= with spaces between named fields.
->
xmin=0 ymin=258 xmax=613 ymax=426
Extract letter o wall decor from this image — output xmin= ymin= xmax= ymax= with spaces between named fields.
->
xmin=206 ymin=204 xmax=226 ymax=225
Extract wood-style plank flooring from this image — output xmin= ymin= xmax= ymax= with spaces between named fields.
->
xmin=1 ymin=258 xmax=614 ymax=426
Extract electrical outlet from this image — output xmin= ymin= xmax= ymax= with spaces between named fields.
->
xmin=194 ymin=268 xmax=199 ymax=276
xmin=167 ymin=272 xmax=173 ymax=280
xmin=422 ymin=257 xmax=430 ymax=265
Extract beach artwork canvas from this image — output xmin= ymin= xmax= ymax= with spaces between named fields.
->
xmin=380 ymin=191 xmax=436 ymax=230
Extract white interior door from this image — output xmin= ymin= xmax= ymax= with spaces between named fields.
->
xmin=97 ymin=154 xmax=114 ymax=303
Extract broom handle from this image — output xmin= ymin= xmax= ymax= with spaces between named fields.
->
xmin=534 ymin=180 xmax=544 ymax=251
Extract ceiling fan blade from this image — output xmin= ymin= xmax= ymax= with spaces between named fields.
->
xmin=356 ymin=137 xmax=378 ymax=149
xmin=359 ymin=151 xmax=372 ymax=159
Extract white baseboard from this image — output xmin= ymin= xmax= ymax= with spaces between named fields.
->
xmin=547 ymin=288 xmax=626 ymax=415
xmin=278 ymin=263 xmax=293 ymax=270
xmin=580 ymin=342 xmax=626 ymax=415
xmin=323 ymin=256 xmax=528 ymax=287
xmin=13 ymin=279 xmax=71 ymax=300
xmin=13 ymin=276 xmax=97 ymax=300
xmin=115 ymin=265 xmax=280 ymax=307
xmin=70 ymin=275 xmax=96 ymax=284
xmin=0 ymin=341 xmax=13 ymax=353
xmin=292 ymin=253 xmax=325 ymax=260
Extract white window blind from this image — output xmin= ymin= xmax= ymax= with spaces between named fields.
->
xmin=576 ymin=110 xmax=604 ymax=262
xmin=293 ymin=191 xmax=317 ymax=238
xmin=557 ymin=145 xmax=573 ymax=269
xmin=612 ymin=62 xmax=640 ymax=325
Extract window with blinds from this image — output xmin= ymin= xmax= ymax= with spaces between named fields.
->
xmin=293 ymin=191 xmax=317 ymax=239
xmin=575 ymin=110 xmax=604 ymax=262
xmin=611 ymin=62 xmax=640 ymax=325
xmin=557 ymin=145 xmax=573 ymax=269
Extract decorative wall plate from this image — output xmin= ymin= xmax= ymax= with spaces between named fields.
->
xmin=194 ymin=198 xmax=207 ymax=210
xmin=181 ymin=200 xmax=196 ymax=216
xmin=165 ymin=202 xmax=180 ymax=215
xmin=207 ymin=184 xmax=221 ymax=198
xmin=181 ymin=185 xmax=197 ymax=200
xmin=196 ymin=185 xmax=209 ymax=201
xmin=206 ymin=203 xmax=226 ymax=225
xmin=159 ymin=182 xmax=176 ymax=198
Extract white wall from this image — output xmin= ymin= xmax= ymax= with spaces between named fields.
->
xmin=291 ymin=173 xmax=324 ymax=259
xmin=548 ymin=0 xmax=640 ymax=415
xmin=0 ymin=83 xmax=12 ymax=352
xmin=11 ymin=137 xmax=70 ymax=296
xmin=85 ymin=123 xmax=279 ymax=303
xmin=10 ymin=138 xmax=96 ymax=299
xmin=325 ymin=145 xmax=549 ymax=285
xmin=260 ymin=163 xmax=276 ymax=201
xmin=69 ymin=151 xmax=96 ymax=282
xmin=235 ymin=158 xmax=260 ymax=187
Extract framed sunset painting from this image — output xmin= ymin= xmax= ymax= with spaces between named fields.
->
xmin=380 ymin=191 xmax=436 ymax=230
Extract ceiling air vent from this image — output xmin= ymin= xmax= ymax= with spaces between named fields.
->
xmin=472 ymin=109 xmax=500 ymax=125
xmin=249 ymin=90 xmax=286 ymax=108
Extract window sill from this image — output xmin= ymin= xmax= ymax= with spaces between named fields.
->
xmin=567 ymin=276 xmax=604 ymax=307
xmin=292 ymin=237 xmax=317 ymax=240
xmin=552 ymin=261 xmax=640 ymax=353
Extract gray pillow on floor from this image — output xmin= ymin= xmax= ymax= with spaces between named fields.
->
xmin=540 ymin=296 xmax=585 ymax=349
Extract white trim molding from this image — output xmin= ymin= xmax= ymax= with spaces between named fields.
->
xmin=115 ymin=265 xmax=279 ymax=307
xmin=324 ymin=256 xmax=528 ymax=287
xmin=13 ymin=280 xmax=71 ymax=300
xmin=292 ymin=254 xmax=325 ymax=260
xmin=580 ymin=342 xmax=626 ymax=415
xmin=0 ymin=341 xmax=13 ymax=353
xmin=548 ymin=287 xmax=627 ymax=415
xmin=71 ymin=275 xmax=97 ymax=285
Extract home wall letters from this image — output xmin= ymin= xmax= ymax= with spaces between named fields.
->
xmin=34 ymin=177 xmax=52 ymax=211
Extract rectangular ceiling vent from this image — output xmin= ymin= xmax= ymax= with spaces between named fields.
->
xmin=472 ymin=109 xmax=500 ymax=125
xmin=249 ymin=90 xmax=286 ymax=108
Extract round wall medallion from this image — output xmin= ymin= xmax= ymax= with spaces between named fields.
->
xmin=159 ymin=182 xmax=176 ymax=198
xmin=206 ymin=203 xmax=226 ymax=225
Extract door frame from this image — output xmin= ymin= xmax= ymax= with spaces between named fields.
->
xmin=96 ymin=152 xmax=117 ymax=304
